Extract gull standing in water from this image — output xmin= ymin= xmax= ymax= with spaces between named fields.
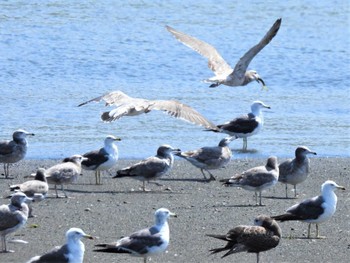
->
xmin=114 ymin=145 xmax=181 ymax=191
xmin=221 ymin=156 xmax=279 ymax=206
xmin=207 ymin=215 xmax=281 ymax=263
xmin=278 ymin=146 xmax=317 ymax=198
xmin=176 ymin=136 xmax=236 ymax=181
xmin=272 ymin=180 xmax=345 ymax=239
xmin=81 ymin=135 xmax=121 ymax=185
xmin=208 ymin=101 xmax=270 ymax=151
xmin=78 ymin=90 xmax=218 ymax=130
xmin=94 ymin=208 xmax=176 ymax=263
xmin=166 ymin=18 xmax=281 ymax=89
xmin=0 ymin=130 xmax=35 ymax=178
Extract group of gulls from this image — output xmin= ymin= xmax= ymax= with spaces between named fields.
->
xmin=0 ymin=17 xmax=346 ymax=263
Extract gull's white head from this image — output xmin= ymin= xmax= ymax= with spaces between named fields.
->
xmin=321 ymin=180 xmax=346 ymax=192
xmin=13 ymin=129 xmax=35 ymax=140
xmin=104 ymin=135 xmax=121 ymax=145
xmin=154 ymin=208 xmax=177 ymax=225
xmin=66 ymin=228 xmax=93 ymax=242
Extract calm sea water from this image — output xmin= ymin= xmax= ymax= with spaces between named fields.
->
xmin=0 ymin=1 xmax=349 ymax=159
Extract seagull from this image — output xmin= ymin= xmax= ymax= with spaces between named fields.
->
xmin=278 ymin=146 xmax=317 ymax=198
xmin=26 ymin=227 xmax=93 ymax=263
xmin=113 ymin=145 xmax=181 ymax=191
xmin=78 ymin=90 xmax=218 ymax=130
xmin=272 ymin=180 xmax=345 ymax=239
xmin=166 ymin=18 xmax=282 ymax=89
xmin=0 ymin=129 xmax=35 ymax=178
xmin=207 ymin=215 xmax=281 ymax=263
xmin=9 ymin=168 xmax=48 ymax=217
xmin=94 ymin=208 xmax=176 ymax=263
xmin=175 ymin=136 xmax=237 ymax=181
xmin=221 ymin=156 xmax=279 ymax=206
xmin=0 ymin=192 xmax=32 ymax=253
xmin=46 ymin=155 xmax=87 ymax=198
xmin=81 ymin=135 xmax=121 ymax=185
xmin=207 ymin=101 xmax=270 ymax=151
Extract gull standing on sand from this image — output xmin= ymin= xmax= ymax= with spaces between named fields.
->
xmin=166 ymin=18 xmax=281 ymax=89
xmin=45 ymin=155 xmax=87 ymax=198
xmin=0 ymin=129 xmax=35 ymax=178
xmin=221 ymin=156 xmax=279 ymax=206
xmin=207 ymin=101 xmax=270 ymax=151
xmin=0 ymin=192 xmax=31 ymax=253
xmin=114 ymin=145 xmax=181 ymax=191
xmin=272 ymin=180 xmax=345 ymax=239
xmin=9 ymin=168 xmax=48 ymax=217
xmin=278 ymin=146 xmax=317 ymax=198
xmin=81 ymin=135 xmax=121 ymax=185
xmin=26 ymin=228 xmax=93 ymax=263
xmin=78 ymin=90 xmax=218 ymax=130
xmin=175 ymin=136 xmax=237 ymax=181
xmin=94 ymin=208 xmax=176 ymax=263
xmin=207 ymin=215 xmax=281 ymax=263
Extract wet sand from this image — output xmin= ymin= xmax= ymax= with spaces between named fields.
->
xmin=0 ymin=157 xmax=349 ymax=263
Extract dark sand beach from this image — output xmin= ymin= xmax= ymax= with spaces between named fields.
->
xmin=0 ymin=158 xmax=349 ymax=263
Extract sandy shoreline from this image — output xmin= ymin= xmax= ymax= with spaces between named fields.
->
xmin=0 ymin=157 xmax=349 ymax=263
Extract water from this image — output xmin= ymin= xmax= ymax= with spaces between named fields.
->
xmin=0 ymin=1 xmax=349 ymax=159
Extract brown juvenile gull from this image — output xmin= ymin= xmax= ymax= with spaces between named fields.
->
xmin=221 ymin=156 xmax=279 ymax=206
xmin=78 ymin=90 xmax=218 ymax=130
xmin=278 ymin=146 xmax=317 ymax=198
xmin=272 ymin=180 xmax=345 ymax=239
xmin=94 ymin=208 xmax=176 ymax=263
xmin=113 ymin=145 xmax=181 ymax=191
xmin=81 ymin=135 xmax=121 ymax=185
xmin=9 ymin=168 xmax=48 ymax=217
xmin=166 ymin=18 xmax=282 ymax=89
xmin=26 ymin=227 xmax=93 ymax=263
xmin=207 ymin=215 xmax=281 ymax=263
xmin=207 ymin=101 xmax=270 ymax=151
xmin=0 ymin=192 xmax=32 ymax=253
xmin=175 ymin=136 xmax=237 ymax=181
xmin=0 ymin=129 xmax=35 ymax=178
xmin=45 ymin=155 xmax=87 ymax=198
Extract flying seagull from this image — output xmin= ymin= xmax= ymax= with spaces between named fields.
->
xmin=221 ymin=156 xmax=279 ymax=206
xmin=207 ymin=101 xmax=270 ymax=151
xmin=176 ymin=136 xmax=236 ymax=181
xmin=0 ymin=129 xmax=35 ymax=178
xmin=94 ymin=208 xmax=176 ymax=263
xmin=272 ymin=180 xmax=345 ymax=239
xmin=278 ymin=146 xmax=317 ymax=198
xmin=82 ymin=135 xmax=121 ymax=185
xmin=78 ymin=90 xmax=218 ymax=130
xmin=166 ymin=18 xmax=282 ymax=89
xmin=26 ymin=228 xmax=93 ymax=263
xmin=207 ymin=215 xmax=281 ymax=263
xmin=0 ymin=192 xmax=32 ymax=253
xmin=114 ymin=145 xmax=181 ymax=191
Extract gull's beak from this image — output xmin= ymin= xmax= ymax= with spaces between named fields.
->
xmin=336 ymin=185 xmax=346 ymax=191
xmin=256 ymin=77 xmax=268 ymax=91
xmin=114 ymin=137 xmax=122 ymax=141
xmin=83 ymin=234 xmax=94 ymax=240
xmin=172 ymin=148 xmax=182 ymax=155
xmin=169 ymin=211 xmax=178 ymax=218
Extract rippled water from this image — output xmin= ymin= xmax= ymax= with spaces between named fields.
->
xmin=0 ymin=1 xmax=349 ymax=159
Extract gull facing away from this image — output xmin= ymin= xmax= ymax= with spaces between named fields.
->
xmin=272 ymin=180 xmax=345 ymax=239
xmin=78 ymin=90 xmax=218 ymax=130
xmin=207 ymin=215 xmax=281 ymax=263
xmin=278 ymin=146 xmax=317 ymax=198
xmin=166 ymin=18 xmax=282 ymax=89
xmin=9 ymin=168 xmax=48 ymax=217
xmin=0 ymin=192 xmax=32 ymax=253
xmin=0 ymin=129 xmax=35 ymax=178
xmin=26 ymin=228 xmax=93 ymax=263
xmin=114 ymin=145 xmax=181 ymax=191
xmin=175 ymin=136 xmax=237 ymax=181
xmin=207 ymin=101 xmax=270 ymax=151
xmin=82 ymin=135 xmax=121 ymax=185
xmin=221 ymin=156 xmax=279 ymax=206
xmin=46 ymin=155 xmax=87 ymax=198
xmin=94 ymin=208 xmax=176 ymax=263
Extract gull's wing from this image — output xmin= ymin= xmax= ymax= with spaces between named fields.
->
xmin=166 ymin=25 xmax=233 ymax=77
xmin=78 ymin=90 xmax=133 ymax=107
xmin=0 ymin=205 xmax=22 ymax=231
xmin=232 ymin=18 xmax=282 ymax=80
xmin=151 ymin=100 xmax=217 ymax=130
xmin=0 ymin=141 xmax=16 ymax=155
